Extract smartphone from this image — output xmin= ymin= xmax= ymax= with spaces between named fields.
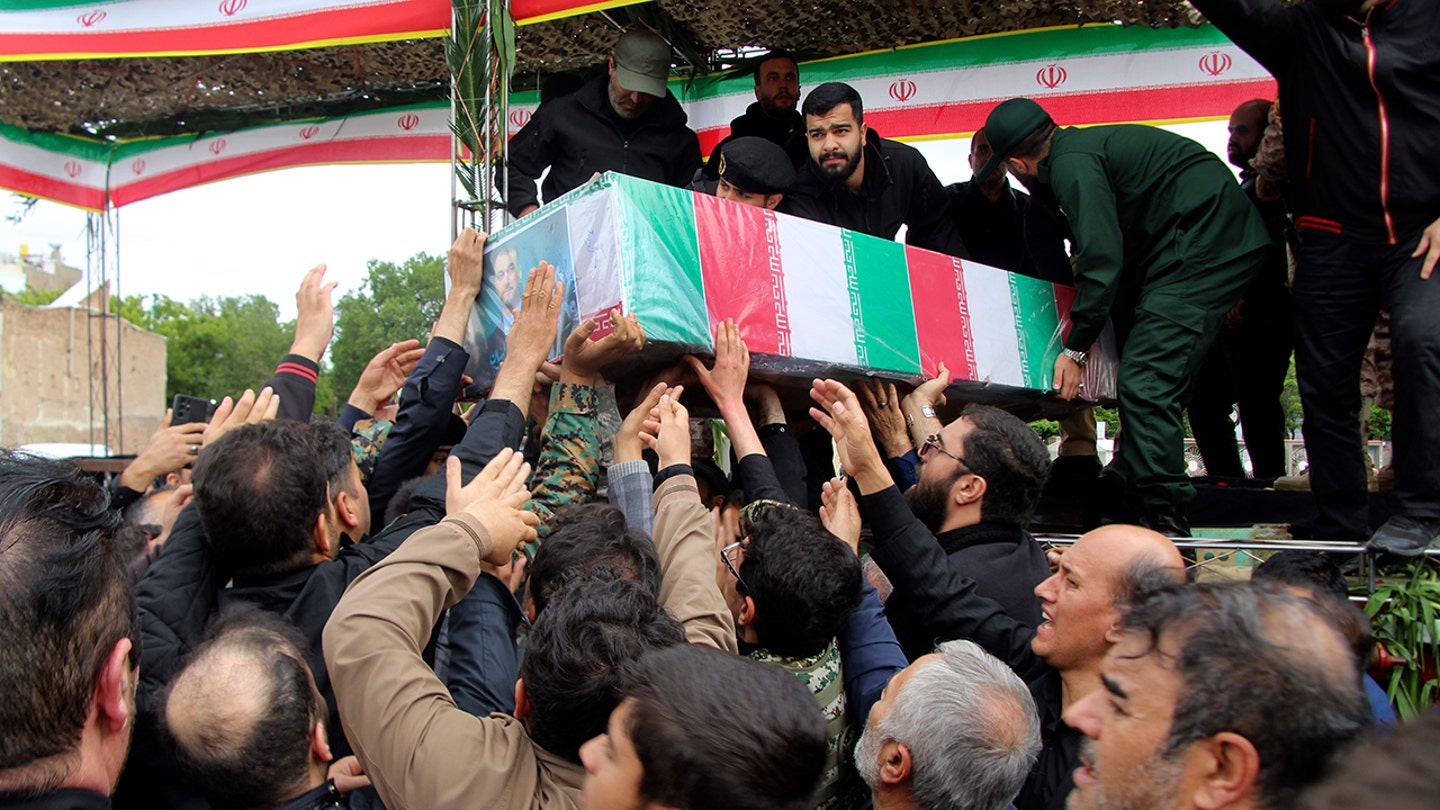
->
xmin=172 ymin=394 xmax=217 ymax=425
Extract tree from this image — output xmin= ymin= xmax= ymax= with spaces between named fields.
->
xmin=331 ymin=252 xmax=448 ymax=397
xmin=5 ymin=286 xmax=64 ymax=306
xmin=115 ymin=292 xmax=337 ymax=414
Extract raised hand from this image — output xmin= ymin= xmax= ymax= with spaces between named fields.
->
xmin=562 ymin=309 xmax=646 ymax=385
xmin=290 ymin=264 xmax=338 ymax=362
xmin=809 ymin=378 xmax=892 ymax=494
xmin=640 ymin=388 xmax=691 ymax=470
xmin=444 ymin=449 xmax=541 ymax=566
xmin=448 ymin=227 xmax=487 ymax=295
xmin=118 ymin=409 xmax=208 ymax=491
xmin=819 ymin=476 xmax=862 ymax=555
xmin=857 ymin=378 xmax=911 ymax=458
xmin=616 ymin=381 xmax=669 ymax=463
xmin=902 ymin=362 xmax=950 ymax=448
xmin=348 ymin=339 xmax=424 ymax=415
xmin=685 ymin=318 xmax=750 ymax=413
xmin=505 ymin=262 xmax=564 ymax=368
xmin=202 ymin=387 xmax=280 ymax=447
xmin=492 ymin=262 xmax=563 ymax=405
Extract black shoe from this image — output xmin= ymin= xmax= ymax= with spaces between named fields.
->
xmin=1140 ymin=506 xmax=1191 ymax=539
xmin=1366 ymin=516 xmax=1440 ymax=557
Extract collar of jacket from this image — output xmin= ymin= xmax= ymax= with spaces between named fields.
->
xmin=574 ymin=74 xmax=690 ymax=132
xmin=0 ymin=789 xmax=110 ymax=810
xmin=275 ymin=782 xmax=344 ymax=810
xmin=934 ymin=520 xmax=1031 ymax=556
xmin=742 ymin=102 xmax=803 ymax=130
xmin=1036 ymin=127 xmax=1067 ymax=188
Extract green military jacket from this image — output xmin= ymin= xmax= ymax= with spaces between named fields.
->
xmin=1038 ymin=125 xmax=1271 ymax=351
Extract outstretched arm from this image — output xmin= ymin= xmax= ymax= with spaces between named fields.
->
xmin=324 ymin=450 xmax=544 ymax=810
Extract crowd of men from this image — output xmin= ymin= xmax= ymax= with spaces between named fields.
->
xmin=4 ymin=2 xmax=1439 ymax=809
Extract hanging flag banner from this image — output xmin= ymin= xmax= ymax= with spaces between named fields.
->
xmin=462 ymin=172 xmax=1119 ymax=405
xmin=0 ymin=127 xmax=113 ymax=211
xmin=0 ymin=0 xmax=644 ymax=59
xmin=504 ymin=24 xmax=1275 ymax=155
xmin=1 ymin=25 xmax=1273 ymax=211
xmin=0 ymin=0 xmax=451 ymax=61
xmin=0 ymin=102 xmax=450 ymax=211
xmin=107 ymin=103 xmax=451 ymax=207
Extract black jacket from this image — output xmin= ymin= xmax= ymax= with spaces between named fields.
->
xmin=364 ymin=336 xmax=469 ymax=522
xmin=779 ymin=132 xmax=968 ymax=258
xmin=0 ymin=791 xmax=109 ymax=810
xmin=861 ymin=485 xmax=1072 ymax=810
xmin=882 ymin=519 xmax=1052 ymax=661
xmin=126 ymin=399 xmax=530 ymax=809
xmin=702 ymin=103 xmax=807 ymax=179
xmin=1193 ymin=0 xmax=1440 ymax=244
xmin=505 ymin=75 xmax=701 ymax=216
xmin=947 ymin=180 xmax=1073 ymax=284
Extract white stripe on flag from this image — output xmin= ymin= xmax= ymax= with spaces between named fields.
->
xmin=776 ymin=214 xmax=857 ymax=365
xmin=959 ymin=261 xmax=1025 ymax=387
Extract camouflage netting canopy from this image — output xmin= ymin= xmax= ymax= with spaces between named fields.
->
xmin=1 ymin=0 xmax=1201 ymax=140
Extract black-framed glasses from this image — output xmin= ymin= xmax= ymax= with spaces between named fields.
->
xmin=721 ymin=540 xmax=751 ymax=594
xmin=921 ymin=434 xmax=967 ymax=468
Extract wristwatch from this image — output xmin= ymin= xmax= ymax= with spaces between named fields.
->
xmin=1062 ymin=348 xmax=1089 ymax=367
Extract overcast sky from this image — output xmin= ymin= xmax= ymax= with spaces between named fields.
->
xmin=6 ymin=122 xmax=1230 ymax=321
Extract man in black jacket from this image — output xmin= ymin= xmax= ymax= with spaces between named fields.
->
xmin=702 ymin=51 xmax=806 ymax=180
xmin=946 ymin=128 xmax=1070 ymax=281
xmin=780 ymin=82 xmax=967 ymax=258
xmin=808 ymin=378 xmax=1184 ymax=810
xmin=0 ymin=453 xmax=136 ymax=810
xmin=1193 ymin=0 xmax=1440 ymax=550
xmin=1186 ymin=99 xmax=1294 ymax=481
xmin=504 ymin=29 xmax=701 ymax=218
xmin=881 ymin=402 xmax=1054 ymax=658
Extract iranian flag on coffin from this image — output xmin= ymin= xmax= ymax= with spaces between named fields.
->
xmin=463 ymin=173 xmax=1117 ymax=402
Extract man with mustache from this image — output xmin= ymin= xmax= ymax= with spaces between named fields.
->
xmin=704 ymin=50 xmax=805 ymax=174
xmin=505 ymin=29 xmax=701 ymax=218
xmin=1063 ymin=581 xmax=1370 ymax=810
xmin=780 ymin=82 xmax=968 ymax=258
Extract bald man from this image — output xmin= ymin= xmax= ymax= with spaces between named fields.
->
xmin=165 ymin=608 xmax=369 ymax=810
xmin=807 ymin=377 xmax=1186 ymax=810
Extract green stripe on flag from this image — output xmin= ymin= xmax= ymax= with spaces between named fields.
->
xmin=612 ymin=176 xmax=709 ymax=346
xmin=843 ymin=232 xmax=921 ymax=374
xmin=1 ymin=122 xmax=113 ymax=160
xmin=1008 ymin=273 xmax=1062 ymax=389
xmin=1 ymin=1 xmax=107 ymax=9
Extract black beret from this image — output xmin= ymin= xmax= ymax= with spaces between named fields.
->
xmin=716 ymin=136 xmax=795 ymax=196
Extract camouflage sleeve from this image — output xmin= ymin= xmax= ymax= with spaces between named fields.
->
xmin=523 ymin=382 xmax=599 ymax=555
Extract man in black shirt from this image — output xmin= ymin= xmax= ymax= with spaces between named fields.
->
xmin=780 ymin=82 xmax=967 ymax=258
xmin=947 ymin=128 xmax=1068 ymax=280
xmin=505 ymin=29 xmax=701 ymax=218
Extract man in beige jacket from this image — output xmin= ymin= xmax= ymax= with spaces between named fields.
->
xmin=323 ymin=268 xmax=736 ymax=810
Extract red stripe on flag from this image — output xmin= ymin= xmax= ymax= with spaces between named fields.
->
xmin=1053 ymin=284 xmax=1077 ymax=347
xmin=697 ymin=79 xmax=1278 ymax=154
xmin=108 ymin=135 xmax=450 ymax=207
xmin=0 ymin=164 xmax=105 ymax=211
xmin=0 ymin=1 xmax=447 ymax=59
xmin=907 ymin=247 xmax=979 ymax=380
xmin=693 ymin=194 xmax=790 ymax=356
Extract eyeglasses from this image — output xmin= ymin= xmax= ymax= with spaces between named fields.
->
xmin=721 ymin=540 xmax=751 ymax=594
xmin=920 ymin=434 xmax=967 ymax=468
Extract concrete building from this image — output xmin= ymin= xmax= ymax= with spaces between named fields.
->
xmin=0 ymin=245 xmax=84 ymax=295
xmin=0 ymin=287 xmax=166 ymax=456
